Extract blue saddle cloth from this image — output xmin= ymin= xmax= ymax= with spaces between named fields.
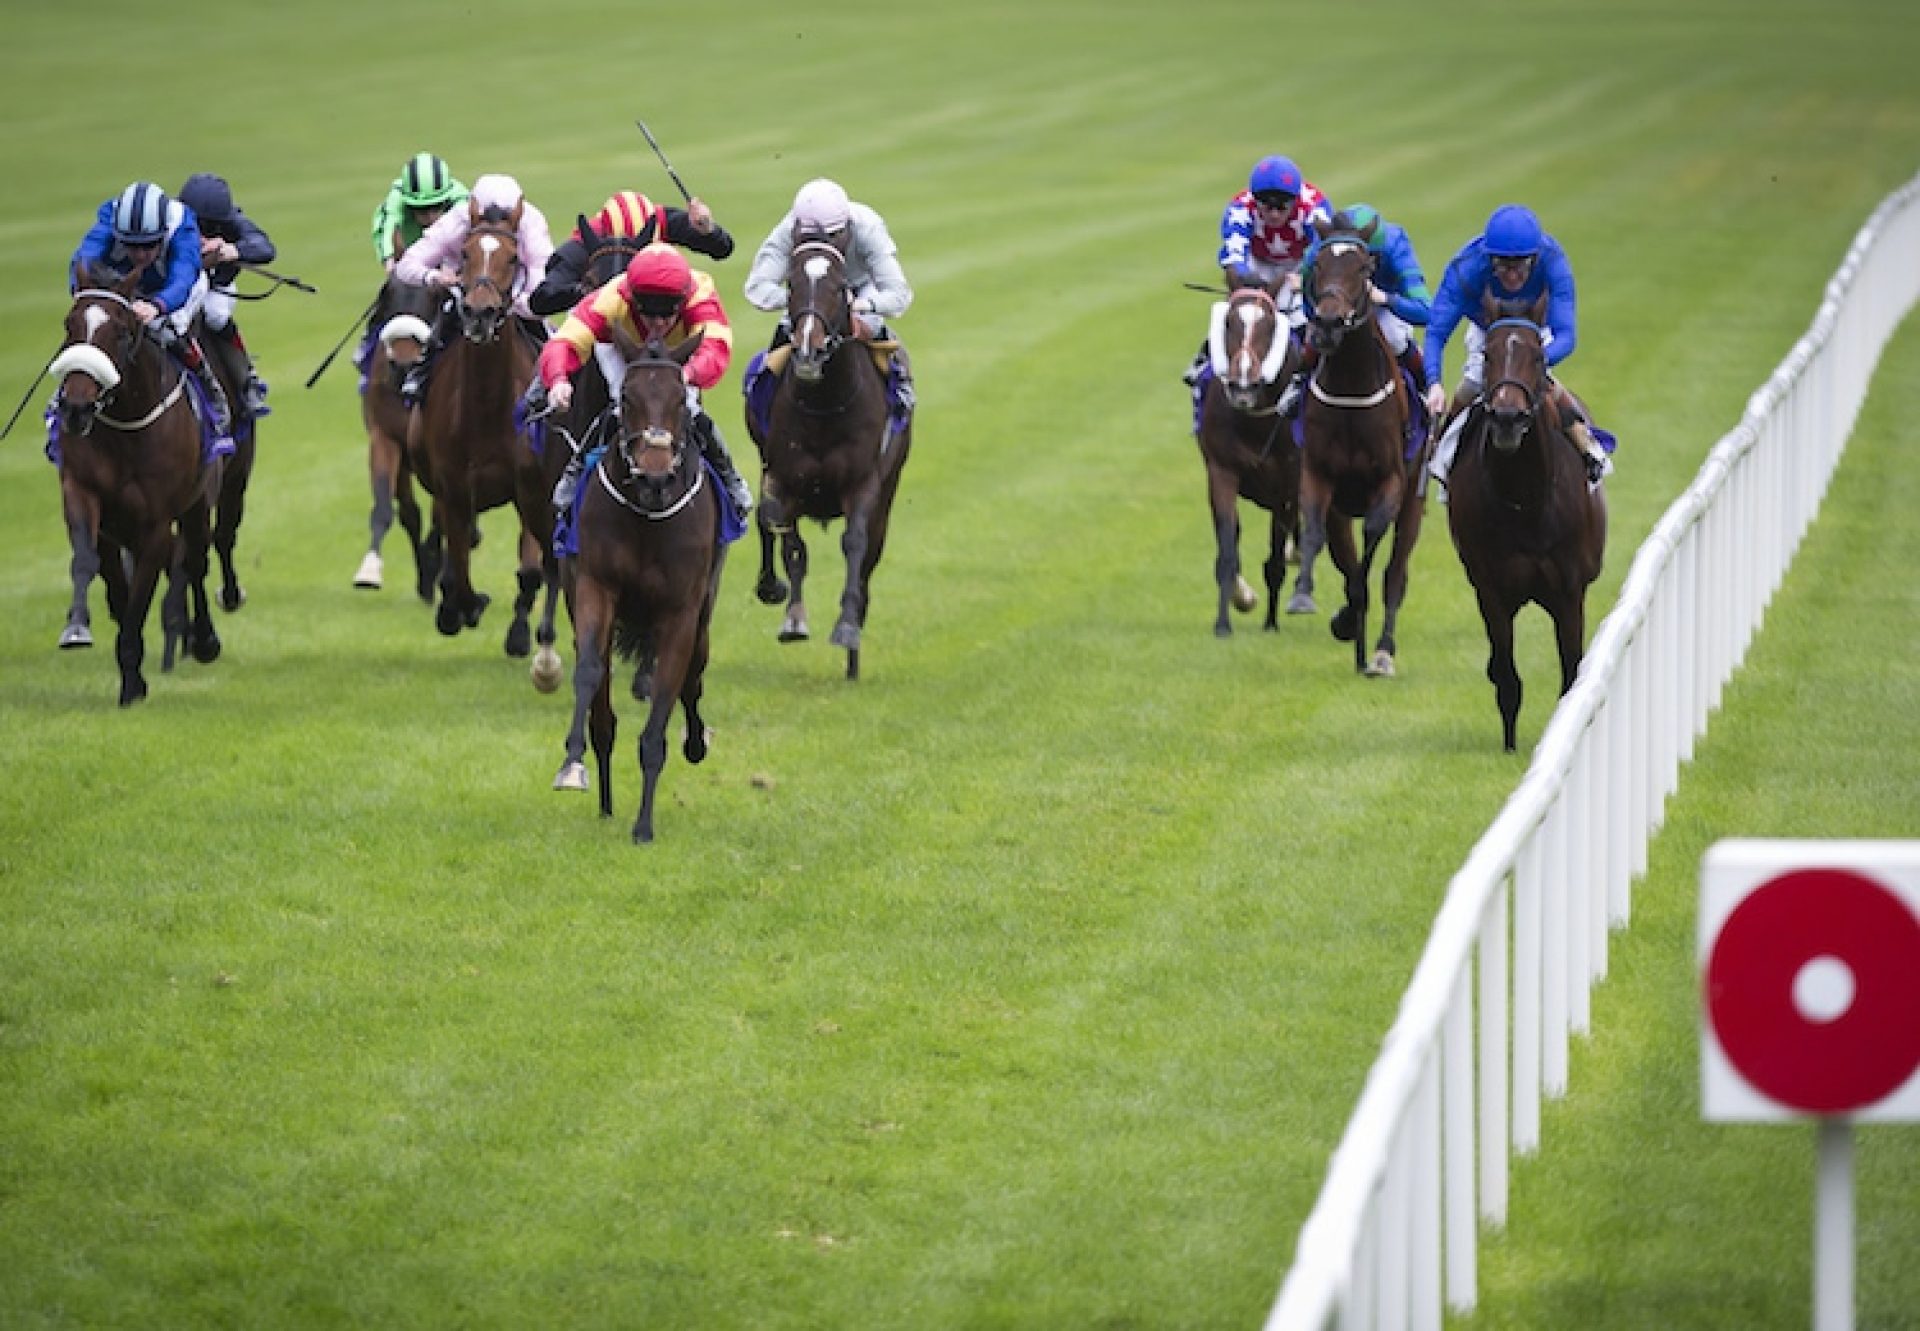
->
xmin=552 ymin=445 xmax=747 ymax=560
xmin=743 ymin=350 xmax=913 ymax=445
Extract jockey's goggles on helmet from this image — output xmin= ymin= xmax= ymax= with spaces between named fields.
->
xmin=633 ymin=292 xmax=685 ymax=320
xmin=1252 ymin=191 xmax=1295 ymax=211
xmin=1491 ymin=254 xmax=1535 ymax=275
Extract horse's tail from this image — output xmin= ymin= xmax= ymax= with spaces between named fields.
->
xmin=610 ymin=614 xmax=651 ymax=664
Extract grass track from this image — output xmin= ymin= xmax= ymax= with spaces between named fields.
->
xmin=1 ymin=2 xmax=1918 ymax=1326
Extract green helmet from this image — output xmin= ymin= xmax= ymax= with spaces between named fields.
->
xmin=1345 ymin=203 xmax=1386 ymax=251
xmin=398 ymin=152 xmax=459 ymax=208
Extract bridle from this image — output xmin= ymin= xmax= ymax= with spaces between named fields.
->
xmin=603 ymin=361 xmax=704 ymax=520
xmin=789 ymin=240 xmax=852 ymax=371
xmin=1304 ymin=238 xmax=1396 ymax=409
xmin=51 ymin=289 xmax=182 ymax=436
xmin=1209 ymin=287 xmax=1289 ymax=416
xmin=457 ymin=219 xmax=521 ymax=341
xmin=1482 ymin=316 xmax=1546 ymax=450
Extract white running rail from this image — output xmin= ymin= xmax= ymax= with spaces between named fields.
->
xmin=1264 ymin=170 xmax=1920 ymax=1331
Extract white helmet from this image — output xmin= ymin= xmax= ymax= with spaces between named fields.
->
xmin=792 ymin=178 xmax=850 ymax=230
xmin=468 ymin=174 xmax=525 ymax=214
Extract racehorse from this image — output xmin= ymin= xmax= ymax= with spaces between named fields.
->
xmin=1288 ymin=214 xmax=1430 ymax=676
xmin=1195 ymin=278 xmax=1302 ymax=635
xmin=552 ymin=335 xmax=722 ymax=844
xmin=1445 ymin=295 xmax=1607 ymax=750
xmin=354 ymin=273 xmax=442 ymax=600
xmin=404 ymin=200 xmax=557 ymax=659
xmin=50 ymin=272 xmax=222 ymax=704
xmin=747 ymin=237 xmax=912 ymax=680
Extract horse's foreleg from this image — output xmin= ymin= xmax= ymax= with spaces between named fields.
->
xmin=115 ymin=529 xmax=170 ymax=706
xmin=833 ymin=491 xmax=878 ymax=655
xmin=755 ymin=488 xmax=787 ymax=606
xmin=778 ymin=527 xmax=810 ymax=643
xmin=1372 ymin=487 xmax=1424 ymax=675
xmin=433 ymin=490 xmax=486 ymax=636
xmin=1552 ymin=595 xmax=1588 ymax=698
xmin=59 ymin=486 xmax=102 ymax=650
xmin=505 ymin=529 xmax=541 ymax=658
xmin=359 ymin=428 xmax=402 ymax=590
xmin=1289 ymin=485 xmax=1329 ymax=616
xmin=1207 ymin=469 xmax=1240 ymax=638
xmin=1262 ymin=502 xmax=1291 ymax=631
xmin=213 ymin=432 xmax=253 ymax=612
xmin=555 ymin=582 xmax=612 ymax=802
xmin=633 ymin=620 xmax=697 ymax=844
xmin=1475 ymin=586 xmax=1523 ymax=751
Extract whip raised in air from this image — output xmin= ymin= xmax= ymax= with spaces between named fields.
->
xmin=635 ymin=120 xmax=696 ymax=205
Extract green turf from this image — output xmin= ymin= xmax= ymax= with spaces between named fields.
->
xmin=1 ymin=1 xmax=1918 ymax=1327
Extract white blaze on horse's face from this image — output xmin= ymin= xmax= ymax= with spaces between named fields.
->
xmin=803 ymin=254 xmax=832 ymax=283
xmin=83 ymin=306 xmax=111 ymax=342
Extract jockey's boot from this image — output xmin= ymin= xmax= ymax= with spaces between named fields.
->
xmin=1552 ymin=383 xmax=1612 ymax=485
xmin=1426 ymin=380 xmax=1483 ymax=492
xmin=216 ymin=322 xmax=271 ymax=417
xmin=401 ymin=302 xmax=455 ymax=406
xmin=889 ymin=342 xmax=915 ymax=414
xmin=552 ymin=444 xmax=586 ymax=515
xmin=695 ymin=412 xmax=754 ymax=515
xmin=1277 ymin=344 xmax=1321 ymax=419
xmin=178 ymin=336 xmax=232 ymax=435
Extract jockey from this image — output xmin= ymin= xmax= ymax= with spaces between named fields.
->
xmin=529 ymin=189 xmax=735 ymax=318
xmin=371 ymin=152 xmax=469 ymax=270
xmin=1184 ymin=154 xmax=1333 ymax=388
xmin=744 ymin=178 xmax=914 ymax=409
xmin=178 ymin=173 xmax=276 ymax=419
xmin=392 ymin=173 xmax=554 ymax=404
xmin=70 ymin=181 xmax=229 ymax=433
xmin=1423 ymin=204 xmax=1610 ymax=487
xmin=536 ymin=244 xmax=752 ymax=517
xmin=1280 ymin=202 xmax=1433 ymax=417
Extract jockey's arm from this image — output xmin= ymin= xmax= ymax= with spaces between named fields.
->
xmin=743 ymin=224 xmax=791 ymax=312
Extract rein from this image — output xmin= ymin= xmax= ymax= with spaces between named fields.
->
xmin=597 ymin=433 xmax=705 ymax=521
xmin=60 ymin=290 xmax=188 ymax=432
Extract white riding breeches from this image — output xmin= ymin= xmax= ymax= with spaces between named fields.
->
xmin=163 ymin=273 xmax=210 ymax=339
xmin=201 ymin=284 xmax=237 ymax=332
xmin=1376 ymin=308 xmax=1412 ymax=355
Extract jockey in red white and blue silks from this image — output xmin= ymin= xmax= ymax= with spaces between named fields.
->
xmin=1218 ymin=155 xmax=1333 ymax=327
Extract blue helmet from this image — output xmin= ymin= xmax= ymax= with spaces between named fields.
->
xmin=112 ymin=181 xmax=171 ymax=245
xmin=1249 ymin=156 xmax=1303 ymax=198
xmin=1483 ymin=204 xmax=1543 ymax=258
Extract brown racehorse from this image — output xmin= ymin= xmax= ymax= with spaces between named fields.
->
xmin=1289 ymin=214 xmax=1430 ymax=677
xmin=1196 ymin=279 xmax=1302 ymax=635
xmin=551 ymin=336 xmax=722 ymax=844
xmin=354 ymin=273 xmax=442 ymax=600
xmin=51 ymin=273 xmax=221 ymax=704
xmin=195 ymin=313 xmax=260 ymax=614
xmin=748 ymin=236 xmax=912 ymax=681
xmin=1445 ymin=295 xmax=1607 ymax=750
xmin=405 ymin=201 xmax=555 ymax=658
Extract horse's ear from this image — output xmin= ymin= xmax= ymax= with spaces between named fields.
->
xmin=1527 ymin=292 xmax=1549 ymax=325
xmin=1309 ymin=216 xmax=1330 ymax=243
xmin=670 ymin=331 xmax=704 ymax=367
xmin=637 ymin=215 xmax=659 ymax=247
xmin=609 ymin=321 xmax=644 ymax=362
xmin=577 ymin=214 xmax=598 ymax=245
xmin=1479 ymin=290 xmax=1501 ymax=324
xmin=508 ymin=199 xmax=525 ymax=229
xmin=467 ymin=197 xmax=482 ymax=225
xmin=1356 ymin=214 xmax=1380 ymax=246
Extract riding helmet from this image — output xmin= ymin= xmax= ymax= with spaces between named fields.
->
xmin=792 ymin=178 xmax=851 ymax=231
xmin=1483 ymin=204 xmax=1544 ymax=258
xmin=592 ymin=191 xmax=663 ymax=240
xmin=625 ymin=245 xmax=693 ymax=298
xmin=111 ymin=182 xmax=171 ymax=245
xmin=178 ymin=173 xmax=236 ymax=227
xmin=1248 ymin=156 xmax=1303 ymax=198
xmin=398 ymin=152 xmax=460 ymax=207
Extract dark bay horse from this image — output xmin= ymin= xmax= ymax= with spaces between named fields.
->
xmin=50 ymin=274 xmax=221 ymax=704
xmin=1446 ymin=296 xmax=1607 ymax=750
xmin=195 ymin=313 xmax=259 ymax=614
xmin=1196 ymin=280 xmax=1302 ymax=636
xmin=354 ymin=273 xmax=442 ymax=600
xmin=748 ymin=237 xmax=912 ymax=681
xmin=1289 ymin=216 xmax=1429 ymax=676
xmin=405 ymin=201 xmax=558 ymax=659
xmin=552 ymin=337 xmax=721 ymax=844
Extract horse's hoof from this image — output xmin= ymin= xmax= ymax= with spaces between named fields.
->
xmin=1286 ymin=593 xmax=1316 ymax=616
xmin=354 ymin=551 xmax=384 ymax=589
xmin=830 ymin=622 xmax=861 ymax=652
xmin=192 ymin=633 xmax=222 ymax=665
xmin=1367 ymin=651 xmax=1396 ymax=678
xmin=631 ymin=822 xmax=655 ymax=845
xmin=1231 ymin=576 xmax=1258 ymax=613
xmin=434 ymin=601 xmax=462 ymax=636
xmin=685 ymin=726 xmax=711 ymax=765
xmin=464 ymin=593 xmax=491 ymax=629
xmin=1330 ymin=606 xmax=1358 ymax=641
xmin=59 ymin=623 xmax=93 ymax=650
xmin=220 ymin=585 xmax=246 ymax=612
xmin=504 ymin=621 xmax=531 ymax=658
xmin=755 ymin=579 xmax=787 ymax=606
xmin=778 ymin=622 xmax=809 ymax=643
xmin=1214 ymin=622 xmax=1233 ymax=639
xmin=553 ymin=761 xmax=589 ymax=792
xmin=530 ymin=646 xmax=564 ymax=693
xmin=118 ymin=678 xmax=148 ymax=707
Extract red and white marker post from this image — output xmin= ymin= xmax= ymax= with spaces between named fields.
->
xmin=1701 ymin=840 xmax=1920 ymax=1331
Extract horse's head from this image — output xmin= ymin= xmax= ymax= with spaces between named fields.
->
xmin=52 ymin=269 xmax=148 ymax=437
xmin=786 ymin=237 xmax=853 ymax=382
xmin=455 ymin=200 xmax=524 ymax=342
xmin=1305 ymin=214 xmax=1378 ymax=353
xmin=579 ymin=213 xmax=645 ymax=295
xmin=1481 ymin=293 xmax=1550 ymax=452
xmin=1208 ymin=283 xmax=1290 ymax=413
xmin=376 ymin=271 xmax=439 ymax=389
xmin=614 ymin=329 xmax=704 ymax=491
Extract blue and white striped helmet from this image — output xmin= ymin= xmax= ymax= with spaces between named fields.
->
xmin=112 ymin=182 xmax=171 ymax=245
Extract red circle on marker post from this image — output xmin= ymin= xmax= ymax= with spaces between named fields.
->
xmin=1706 ymin=868 xmax=1920 ymax=1114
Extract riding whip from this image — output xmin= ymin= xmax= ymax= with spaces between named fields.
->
xmin=635 ymin=120 xmax=696 ymax=205
xmin=0 ymin=348 xmax=58 ymax=440
xmin=1184 ymin=282 xmax=1229 ymax=296
xmin=304 ymin=291 xmax=385 ymax=389
xmin=235 ymin=263 xmax=319 ymax=297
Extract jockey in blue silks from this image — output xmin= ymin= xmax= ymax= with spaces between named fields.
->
xmin=1280 ymin=202 xmax=1433 ymax=418
xmin=1423 ymin=203 xmax=1609 ymax=486
xmin=70 ymin=181 xmax=230 ymax=432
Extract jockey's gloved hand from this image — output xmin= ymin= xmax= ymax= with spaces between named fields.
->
xmin=147 ymin=321 xmax=180 ymax=352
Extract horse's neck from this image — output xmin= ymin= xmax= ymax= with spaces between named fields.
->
xmin=1319 ymin=323 xmax=1390 ymax=393
xmin=121 ymin=336 xmax=178 ymax=412
xmin=794 ymin=341 xmax=872 ymax=408
xmin=1481 ymin=414 xmax=1559 ymax=509
xmin=444 ymin=330 xmax=529 ymax=411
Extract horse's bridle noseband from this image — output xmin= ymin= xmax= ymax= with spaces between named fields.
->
xmin=1484 ymin=316 xmax=1545 ymax=423
xmin=1308 ymin=239 xmax=1376 ymax=340
xmin=54 ymin=289 xmax=173 ymax=434
xmin=789 ymin=240 xmax=852 ymax=363
xmin=458 ymin=221 xmax=521 ymax=339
